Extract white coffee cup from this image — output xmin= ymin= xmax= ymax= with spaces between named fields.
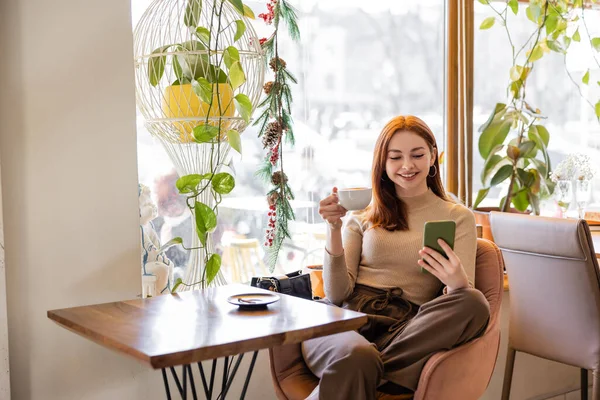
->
xmin=338 ymin=187 xmax=372 ymax=211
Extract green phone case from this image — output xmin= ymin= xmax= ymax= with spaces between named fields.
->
xmin=421 ymin=220 xmax=456 ymax=273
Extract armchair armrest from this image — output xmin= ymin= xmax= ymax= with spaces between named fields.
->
xmin=414 ymin=318 xmax=501 ymax=400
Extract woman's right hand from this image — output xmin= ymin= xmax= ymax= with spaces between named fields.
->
xmin=319 ymin=187 xmax=347 ymax=230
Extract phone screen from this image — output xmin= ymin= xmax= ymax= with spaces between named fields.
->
xmin=421 ymin=220 xmax=456 ymax=273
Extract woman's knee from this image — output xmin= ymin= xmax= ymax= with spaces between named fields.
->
xmin=328 ymin=341 xmax=383 ymax=379
xmin=455 ymin=288 xmax=490 ymax=323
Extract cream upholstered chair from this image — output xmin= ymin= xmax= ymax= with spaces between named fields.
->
xmin=490 ymin=212 xmax=600 ymax=400
xmin=268 ymin=238 xmax=504 ymax=400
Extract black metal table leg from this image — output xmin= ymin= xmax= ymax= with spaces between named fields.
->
xmin=161 ymin=351 xmax=261 ymax=399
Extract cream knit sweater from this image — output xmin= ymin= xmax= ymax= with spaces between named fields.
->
xmin=323 ymin=189 xmax=477 ymax=306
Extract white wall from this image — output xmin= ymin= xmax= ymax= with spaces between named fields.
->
xmin=0 ymin=0 xmax=156 ymax=398
xmin=0 ymin=1 xmax=277 ymax=399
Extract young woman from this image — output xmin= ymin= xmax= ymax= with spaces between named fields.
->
xmin=302 ymin=115 xmax=490 ymax=400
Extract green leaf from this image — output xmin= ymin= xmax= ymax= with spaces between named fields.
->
xmin=546 ymin=40 xmax=565 ymax=53
xmin=491 ymin=165 xmax=513 ymax=186
xmin=227 ymin=129 xmax=242 ymax=154
xmin=159 ymin=237 xmax=183 ymax=253
xmin=194 ymin=201 xmax=217 ymax=245
xmin=528 ymin=127 xmax=551 ymax=174
xmin=478 ymin=103 xmax=506 ymax=133
xmin=596 ymin=101 xmax=600 ymax=119
xmin=592 ymin=37 xmax=600 ymax=52
xmin=510 ymin=65 xmax=523 ymax=82
xmin=195 ymin=27 xmax=211 ymax=45
xmin=191 ymin=78 xmax=213 ymax=104
xmin=545 ymin=15 xmax=558 ymax=35
xmin=517 ymin=168 xmax=534 ymax=187
xmin=148 ymin=46 xmax=170 ymax=87
xmin=508 ymin=0 xmax=518 ymax=15
xmin=563 ymin=36 xmax=571 ymax=50
xmin=528 ymin=191 xmax=540 ymax=215
xmin=184 ymin=0 xmax=202 ymax=28
xmin=227 ymin=0 xmax=245 ymax=15
xmin=234 ymin=93 xmax=252 ymax=123
xmin=526 ymin=5 xmax=541 ymax=23
xmin=583 ymin=70 xmax=590 ymax=85
xmin=176 ymin=174 xmax=204 ymax=194
xmin=477 ymin=0 xmax=488 ymax=4
xmin=228 ymin=62 xmax=246 ymax=90
xmin=243 ymin=4 xmax=255 ymax=19
xmin=573 ymin=28 xmax=581 ymax=42
xmin=530 ymin=158 xmax=548 ymax=178
xmin=529 ymin=45 xmax=544 ymax=62
xmin=512 ymin=189 xmax=530 ymax=212
xmin=173 ymin=55 xmax=185 ymax=83
xmin=479 ymin=119 xmax=512 ymax=159
xmin=480 ymin=17 xmax=495 ymax=30
xmin=533 ymin=124 xmax=550 ymax=146
xmin=193 ymin=124 xmax=220 ymax=143
xmin=473 ymin=188 xmax=490 ymax=209
xmin=518 ymin=140 xmax=537 ymax=158
xmin=171 ymin=277 xmax=183 ymax=293
xmin=212 ymin=172 xmax=235 ymax=194
xmin=234 ymin=20 xmax=246 ymax=42
xmin=205 ymin=254 xmax=222 ymax=285
xmin=224 ymin=46 xmax=240 ymax=70
xmin=481 ymin=153 xmax=503 ymax=185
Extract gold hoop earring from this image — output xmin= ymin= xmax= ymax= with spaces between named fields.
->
xmin=428 ymin=165 xmax=437 ymax=178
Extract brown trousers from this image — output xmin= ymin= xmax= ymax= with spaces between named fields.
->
xmin=301 ymin=285 xmax=490 ymax=400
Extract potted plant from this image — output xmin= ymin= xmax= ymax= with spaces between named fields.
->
xmin=134 ymin=0 xmax=262 ymax=290
xmin=474 ymin=0 xmax=600 ymax=239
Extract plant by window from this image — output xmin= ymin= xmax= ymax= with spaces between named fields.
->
xmin=475 ymin=0 xmax=600 ymax=214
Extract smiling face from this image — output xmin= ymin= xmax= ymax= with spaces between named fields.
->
xmin=385 ymin=130 xmax=435 ymax=198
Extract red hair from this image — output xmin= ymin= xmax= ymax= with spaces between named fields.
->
xmin=364 ymin=115 xmax=449 ymax=231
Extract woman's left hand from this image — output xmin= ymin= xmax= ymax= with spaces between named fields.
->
xmin=418 ymin=239 xmax=469 ymax=293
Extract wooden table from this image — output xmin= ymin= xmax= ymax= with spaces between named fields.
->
xmin=48 ymin=284 xmax=367 ymax=399
xmin=591 ymin=232 xmax=600 ymax=257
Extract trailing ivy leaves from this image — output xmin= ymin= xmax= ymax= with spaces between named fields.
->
xmin=226 ymin=130 xmax=242 ymax=154
xmin=184 ymin=0 xmax=202 ymax=28
xmin=592 ymin=37 xmax=600 ymax=52
xmin=194 ymin=201 xmax=217 ymax=246
xmin=508 ymin=0 xmax=518 ymax=15
xmin=193 ymin=124 xmax=220 ymax=142
xmin=192 ymin=78 xmax=213 ymax=104
xmin=176 ymin=174 xmax=205 ymax=194
xmin=227 ymin=0 xmax=244 ymax=15
xmin=195 ymin=27 xmax=211 ymax=45
xmin=234 ymin=93 xmax=252 ymax=123
xmin=234 ymin=20 xmax=246 ymax=42
xmin=148 ymin=45 xmax=170 ymax=87
xmin=212 ymin=172 xmax=235 ymax=194
xmin=583 ymin=70 xmax=590 ymax=85
xmin=228 ymin=62 xmax=246 ymax=90
xmin=205 ymin=254 xmax=221 ymax=285
xmin=480 ymin=17 xmax=495 ymax=30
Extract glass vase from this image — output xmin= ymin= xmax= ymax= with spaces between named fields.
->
xmin=555 ymin=180 xmax=573 ymax=218
xmin=576 ymin=179 xmax=592 ymax=219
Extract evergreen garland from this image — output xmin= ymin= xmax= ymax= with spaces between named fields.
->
xmin=255 ymin=0 xmax=300 ymax=269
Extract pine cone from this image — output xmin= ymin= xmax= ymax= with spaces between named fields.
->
xmin=262 ymin=121 xmax=282 ymax=148
xmin=267 ymin=192 xmax=279 ymax=206
xmin=269 ymin=57 xmax=287 ymax=72
xmin=264 ymin=81 xmax=274 ymax=95
xmin=271 ymin=171 xmax=288 ymax=186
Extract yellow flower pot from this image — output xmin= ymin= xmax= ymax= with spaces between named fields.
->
xmin=162 ymin=83 xmax=235 ymax=143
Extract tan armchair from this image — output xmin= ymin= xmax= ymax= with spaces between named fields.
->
xmin=268 ymin=238 xmax=504 ymax=400
xmin=490 ymin=212 xmax=600 ymax=400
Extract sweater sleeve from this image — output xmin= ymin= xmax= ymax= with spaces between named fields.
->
xmin=449 ymin=205 xmax=477 ymax=287
xmin=323 ymin=215 xmax=363 ymax=305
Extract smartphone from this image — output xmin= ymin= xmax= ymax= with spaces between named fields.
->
xmin=421 ymin=220 xmax=456 ymax=273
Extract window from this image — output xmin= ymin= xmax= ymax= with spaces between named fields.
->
xmin=473 ymin=3 xmax=600 ymax=215
xmin=133 ymin=0 xmax=446 ymax=284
